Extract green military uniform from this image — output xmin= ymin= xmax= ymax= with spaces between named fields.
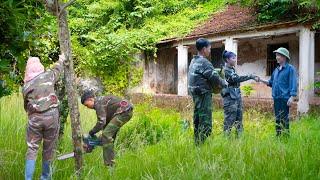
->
xmin=221 ymin=66 xmax=254 ymax=136
xmin=89 ymin=96 xmax=133 ymax=166
xmin=188 ymin=55 xmax=226 ymax=145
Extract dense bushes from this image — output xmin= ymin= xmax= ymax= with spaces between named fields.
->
xmin=1 ymin=0 xmax=318 ymax=97
xmin=0 ymin=0 xmax=225 ymax=97
xmin=254 ymin=0 xmax=319 ymax=24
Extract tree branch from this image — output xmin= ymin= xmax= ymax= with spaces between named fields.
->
xmin=59 ymin=0 xmax=76 ymax=16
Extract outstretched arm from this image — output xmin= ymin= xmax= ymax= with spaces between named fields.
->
xmin=259 ymin=71 xmax=274 ymax=87
xmin=225 ymin=69 xmax=255 ymax=83
xmin=259 ymin=78 xmax=270 ymax=85
xmin=50 ymin=54 xmax=65 ymax=83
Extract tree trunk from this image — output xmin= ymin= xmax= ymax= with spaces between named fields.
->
xmin=57 ymin=7 xmax=83 ymax=176
xmin=43 ymin=0 xmax=82 ymax=177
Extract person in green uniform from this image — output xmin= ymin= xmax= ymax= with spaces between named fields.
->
xmin=187 ymin=38 xmax=227 ymax=145
xmin=81 ymin=91 xmax=133 ymax=166
xmin=221 ymin=50 xmax=258 ymax=137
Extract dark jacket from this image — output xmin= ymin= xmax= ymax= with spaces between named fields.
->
xmin=188 ymin=55 xmax=226 ymax=95
xmin=221 ymin=66 xmax=252 ymax=99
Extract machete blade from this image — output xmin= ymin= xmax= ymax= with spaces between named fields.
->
xmin=57 ymin=152 xmax=75 ymax=160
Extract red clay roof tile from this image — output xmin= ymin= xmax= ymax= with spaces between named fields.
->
xmin=187 ymin=5 xmax=256 ymax=38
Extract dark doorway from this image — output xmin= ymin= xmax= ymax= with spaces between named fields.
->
xmin=211 ymin=46 xmax=225 ymax=69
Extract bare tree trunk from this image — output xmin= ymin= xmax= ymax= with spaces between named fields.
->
xmin=57 ymin=8 xmax=83 ymax=176
xmin=44 ymin=0 xmax=83 ymax=176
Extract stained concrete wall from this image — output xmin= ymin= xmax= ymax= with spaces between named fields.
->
xmin=143 ymin=47 xmax=177 ymax=94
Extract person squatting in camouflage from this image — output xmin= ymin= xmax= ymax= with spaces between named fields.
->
xmin=81 ymin=91 xmax=133 ymax=166
xmin=221 ymin=50 xmax=258 ymax=137
xmin=22 ymin=54 xmax=65 ymax=180
xmin=188 ymin=38 xmax=227 ymax=145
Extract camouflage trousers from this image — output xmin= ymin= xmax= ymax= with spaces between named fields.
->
xmin=223 ymin=95 xmax=243 ymax=136
xmin=192 ymin=93 xmax=212 ymax=145
xmin=101 ymin=107 xmax=133 ymax=166
xmin=26 ymin=108 xmax=59 ymax=161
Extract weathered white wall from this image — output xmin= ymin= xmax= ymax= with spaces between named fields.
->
xmin=177 ymin=45 xmax=189 ymax=96
xmin=141 ymin=47 xmax=177 ymax=94
xmin=139 ymin=31 xmax=318 ymax=100
xmin=128 ymin=53 xmax=156 ymax=94
xmin=298 ymin=28 xmax=315 ymax=113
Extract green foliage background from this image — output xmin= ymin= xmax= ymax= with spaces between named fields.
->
xmin=0 ymin=0 xmax=227 ymax=96
xmin=0 ymin=0 xmax=319 ymax=97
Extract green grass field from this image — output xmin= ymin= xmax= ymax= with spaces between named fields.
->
xmin=0 ymin=94 xmax=320 ymax=179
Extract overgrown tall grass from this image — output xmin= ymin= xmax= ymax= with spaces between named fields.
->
xmin=0 ymin=94 xmax=319 ymax=179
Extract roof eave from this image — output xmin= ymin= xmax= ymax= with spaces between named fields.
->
xmin=158 ymin=20 xmax=315 ymax=45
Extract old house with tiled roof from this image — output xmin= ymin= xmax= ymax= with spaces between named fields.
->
xmin=136 ymin=5 xmax=320 ymax=114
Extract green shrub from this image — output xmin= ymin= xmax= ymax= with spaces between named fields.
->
xmin=241 ymin=84 xmax=255 ymax=97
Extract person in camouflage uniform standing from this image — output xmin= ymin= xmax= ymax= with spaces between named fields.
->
xmin=221 ymin=50 xmax=258 ymax=137
xmin=81 ymin=91 xmax=133 ymax=166
xmin=22 ymin=54 xmax=65 ymax=180
xmin=55 ymin=74 xmax=69 ymax=137
xmin=188 ymin=38 xmax=227 ymax=145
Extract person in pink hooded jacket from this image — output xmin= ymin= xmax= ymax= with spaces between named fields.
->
xmin=23 ymin=54 xmax=65 ymax=180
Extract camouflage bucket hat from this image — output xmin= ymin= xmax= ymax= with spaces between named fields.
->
xmin=273 ymin=47 xmax=290 ymax=60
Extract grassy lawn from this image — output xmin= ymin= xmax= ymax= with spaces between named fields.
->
xmin=0 ymin=94 xmax=319 ymax=179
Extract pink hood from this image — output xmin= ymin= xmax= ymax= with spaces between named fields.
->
xmin=24 ymin=57 xmax=45 ymax=83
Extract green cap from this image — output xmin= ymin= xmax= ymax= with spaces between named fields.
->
xmin=273 ymin=47 xmax=290 ymax=60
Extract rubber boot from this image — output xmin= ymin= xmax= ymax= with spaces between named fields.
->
xmin=25 ymin=160 xmax=36 ymax=180
xmin=40 ymin=161 xmax=51 ymax=180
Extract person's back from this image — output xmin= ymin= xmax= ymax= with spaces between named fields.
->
xmin=23 ymin=68 xmax=62 ymax=114
xmin=188 ymin=55 xmax=222 ymax=95
xmin=93 ymin=95 xmax=123 ymax=126
xmin=23 ymin=55 xmax=64 ymax=180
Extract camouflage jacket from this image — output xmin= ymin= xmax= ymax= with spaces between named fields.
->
xmin=221 ymin=66 xmax=252 ymax=99
xmin=188 ymin=55 xmax=226 ymax=95
xmin=89 ymin=96 xmax=133 ymax=135
xmin=224 ymin=66 xmax=251 ymax=88
xmin=22 ymin=60 xmax=63 ymax=115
